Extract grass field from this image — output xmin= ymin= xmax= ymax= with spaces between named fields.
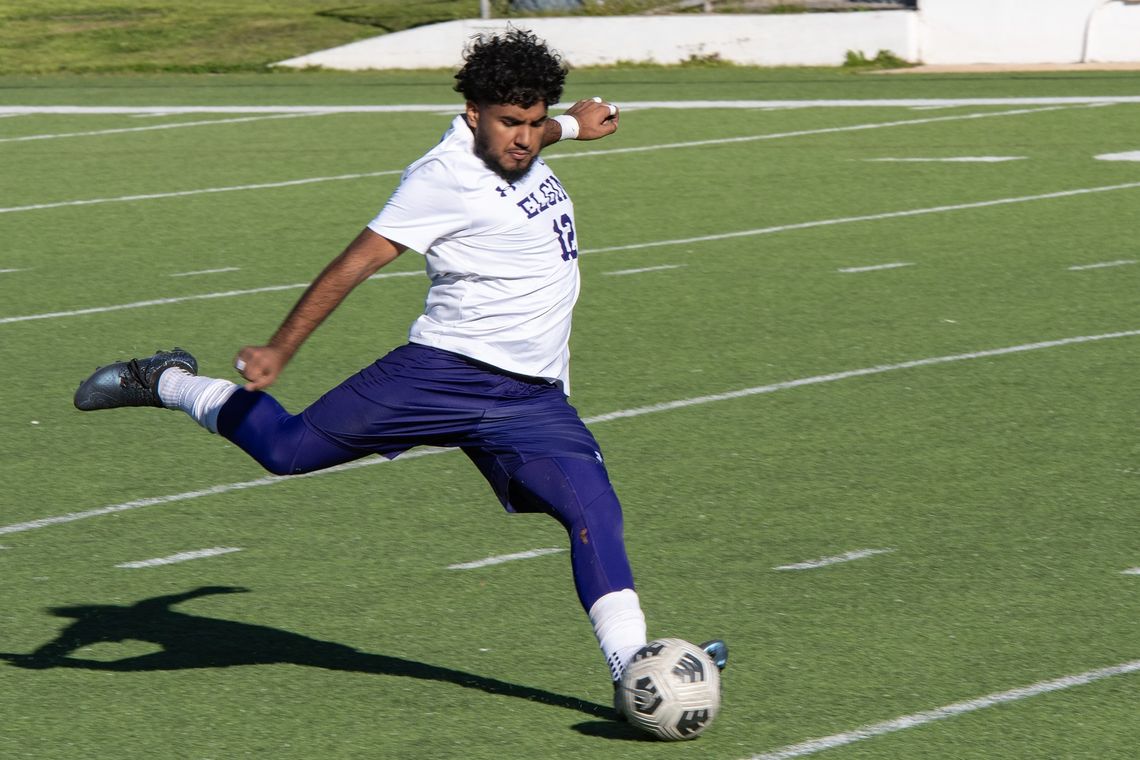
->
xmin=2 ymin=63 xmax=1139 ymax=759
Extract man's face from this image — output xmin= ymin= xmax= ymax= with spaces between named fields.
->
xmin=466 ymin=101 xmax=548 ymax=183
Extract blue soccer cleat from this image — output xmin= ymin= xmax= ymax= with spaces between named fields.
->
xmin=74 ymin=348 xmax=197 ymax=411
xmin=699 ymin=639 xmax=729 ymax=671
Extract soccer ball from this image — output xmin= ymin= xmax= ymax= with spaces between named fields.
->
xmin=617 ymin=638 xmax=721 ymax=740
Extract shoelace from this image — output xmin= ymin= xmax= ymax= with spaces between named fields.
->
xmin=124 ymin=358 xmax=148 ymax=388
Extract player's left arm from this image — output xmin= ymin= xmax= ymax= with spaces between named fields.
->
xmin=235 ymin=228 xmax=404 ymax=391
xmin=543 ymin=97 xmax=619 ymax=146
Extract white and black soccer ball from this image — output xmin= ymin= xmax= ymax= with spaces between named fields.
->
xmin=617 ymin=638 xmax=721 ymax=740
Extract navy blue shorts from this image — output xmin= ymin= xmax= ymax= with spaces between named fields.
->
xmin=296 ymin=343 xmax=605 ymax=510
xmin=217 ymin=343 xmax=636 ymax=605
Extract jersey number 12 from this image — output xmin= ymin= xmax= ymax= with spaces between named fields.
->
xmin=553 ymin=214 xmax=578 ymax=261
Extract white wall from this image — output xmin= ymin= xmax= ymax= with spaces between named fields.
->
xmin=919 ymin=0 xmax=1140 ymax=64
xmin=1082 ymin=0 xmax=1140 ymax=62
xmin=275 ymin=2 xmax=1140 ymax=71
xmin=276 ymin=13 xmax=917 ymax=70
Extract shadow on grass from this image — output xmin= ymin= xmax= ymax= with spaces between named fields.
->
xmin=1 ymin=585 xmax=615 ymax=722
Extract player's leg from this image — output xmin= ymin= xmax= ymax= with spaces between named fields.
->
xmin=222 ymin=343 xmax=507 ymax=475
xmin=503 ymin=453 xmax=729 ymax=724
xmin=74 ymin=348 xmax=367 ymax=475
xmin=213 ymin=388 xmax=362 ymax=476
xmin=466 ymin=383 xmax=729 ymax=696
xmin=505 ymin=454 xmax=649 ymax=684
xmin=463 ymin=380 xmax=650 ymax=685
xmin=211 ymin=342 xmax=508 ymax=475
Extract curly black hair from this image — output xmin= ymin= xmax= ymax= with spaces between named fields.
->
xmin=454 ymin=28 xmax=567 ymax=108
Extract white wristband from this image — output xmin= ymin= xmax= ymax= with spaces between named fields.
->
xmin=553 ymin=114 xmax=580 ymax=141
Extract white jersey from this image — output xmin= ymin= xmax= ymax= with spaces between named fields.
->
xmin=368 ymin=115 xmax=580 ymax=392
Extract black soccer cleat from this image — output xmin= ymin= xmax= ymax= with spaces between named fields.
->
xmin=74 ymin=348 xmax=197 ymax=411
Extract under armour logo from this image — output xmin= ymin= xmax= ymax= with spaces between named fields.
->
xmin=495 ymin=183 xmax=516 ymax=197
xmin=594 ymin=451 xmax=604 ymax=464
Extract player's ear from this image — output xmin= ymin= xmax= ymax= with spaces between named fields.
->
xmin=464 ymin=101 xmax=480 ymax=130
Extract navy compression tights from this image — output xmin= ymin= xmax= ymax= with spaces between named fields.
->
xmin=506 ymin=456 xmax=636 ymax=610
xmin=216 ymin=389 xmax=635 ymax=611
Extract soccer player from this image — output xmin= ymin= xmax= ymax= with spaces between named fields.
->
xmin=74 ymin=28 xmax=725 ymax=709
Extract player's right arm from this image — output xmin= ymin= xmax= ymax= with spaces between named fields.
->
xmin=235 ymin=228 xmax=405 ymax=391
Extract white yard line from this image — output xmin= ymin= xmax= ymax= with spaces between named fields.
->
xmin=2 ymin=328 xmax=1138 ymax=537
xmin=6 ymin=179 xmax=1140 ymax=327
xmin=586 ymin=180 xmax=1140 ymax=255
xmin=0 ymin=105 xmax=461 ymax=116
xmin=0 ymin=447 xmax=449 ymax=536
xmin=0 ymin=268 xmax=28 ymax=274
xmin=0 ymin=168 xmax=404 ymax=215
xmin=582 ymin=329 xmax=1140 ymax=424
xmin=629 ymin=98 xmax=1137 ymax=108
xmin=0 ymin=112 xmax=327 ymax=144
xmin=774 ymin=548 xmax=894 ymax=571
xmin=559 ymin=106 xmax=1078 ymax=161
xmin=116 ymin=546 xmax=242 ymax=568
xmin=3 ymin=98 xmax=1140 ymax=117
xmin=748 ymin=659 xmax=1140 ymax=760
xmin=0 ymin=270 xmax=420 ymax=326
xmin=838 ymin=262 xmax=915 ymax=273
xmin=1067 ymin=260 xmax=1136 ymax=271
xmin=1095 ymin=151 xmax=1140 ymax=162
xmin=447 ymin=547 xmax=566 ymax=570
xmin=863 ymin=156 xmax=1026 ymax=163
xmin=603 ymin=264 xmax=684 ymax=276
xmin=1123 ymin=568 xmax=1140 ymax=575
xmin=0 ymin=106 xmax=1075 ymax=216
xmin=168 ymin=267 xmax=241 ymax=277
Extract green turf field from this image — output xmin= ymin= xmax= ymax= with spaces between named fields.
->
xmin=2 ymin=65 xmax=1139 ymax=758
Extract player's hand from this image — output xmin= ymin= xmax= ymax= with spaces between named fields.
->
xmin=564 ymin=97 xmax=619 ymax=140
xmin=234 ymin=345 xmax=291 ymax=392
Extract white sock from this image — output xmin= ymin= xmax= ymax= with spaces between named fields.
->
xmin=588 ymin=589 xmax=648 ymax=682
xmin=157 ymin=368 xmax=239 ymax=434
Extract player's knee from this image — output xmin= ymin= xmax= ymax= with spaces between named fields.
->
xmin=219 ymin=392 xmax=354 ymax=476
xmin=251 ymin=435 xmax=331 ymax=476
xmin=509 ymin=456 xmax=615 ymax=523
xmin=235 ymin=427 xmax=315 ymax=476
xmin=578 ymin=487 xmax=625 ymax=545
xmin=255 ymin=452 xmax=297 ymax=477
